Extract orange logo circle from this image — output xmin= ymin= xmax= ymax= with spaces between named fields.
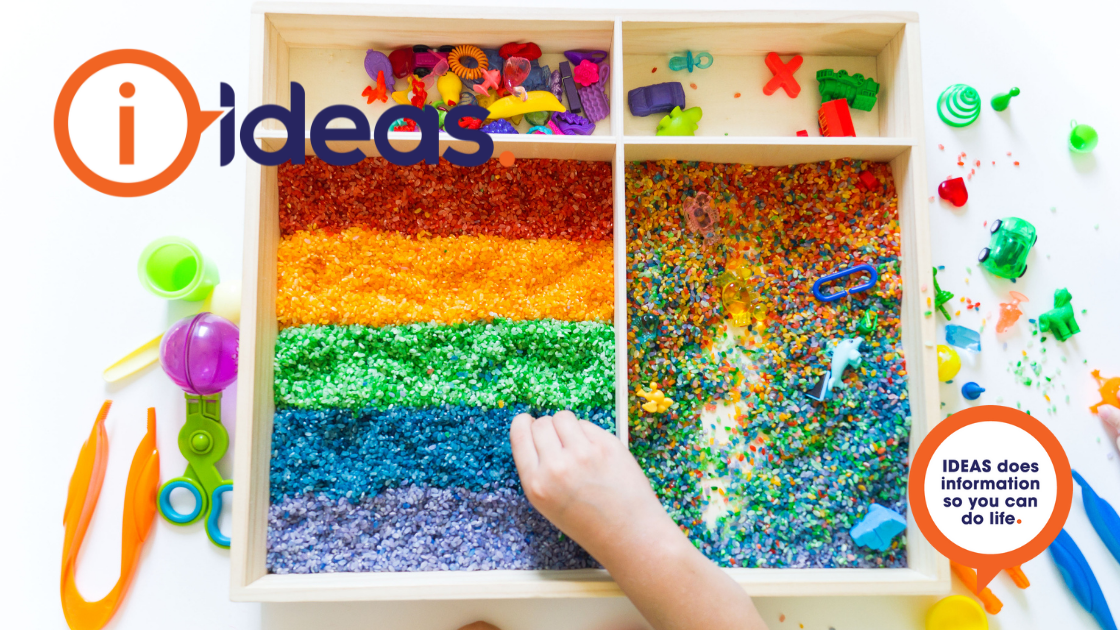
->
xmin=54 ymin=49 xmax=221 ymax=197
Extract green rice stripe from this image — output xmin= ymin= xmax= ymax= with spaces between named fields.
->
xmin=274 ymin=320 xmax=615 ymax=411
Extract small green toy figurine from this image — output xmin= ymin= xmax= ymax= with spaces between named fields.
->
xmin=656 ymin=106 xmax=703 ymax=136
xmin=857 ymin=308 xmax=878 ymax=335
xmin=990 ymin=87 xmax=1020 ymax=112
xmin=932 ymin=267 xmax=954 ymax=320
xmin=816 ymin=69 xmax=880 ymax=111
xmin=1038 ymin=288 xmax=1080 ymax=341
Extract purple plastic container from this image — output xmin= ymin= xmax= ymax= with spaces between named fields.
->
xmin=160 ymin=312 xmax=239 ymax=395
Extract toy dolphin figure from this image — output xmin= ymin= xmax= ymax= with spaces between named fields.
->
xmin=807 ymin=337 xmax=863 ymax=401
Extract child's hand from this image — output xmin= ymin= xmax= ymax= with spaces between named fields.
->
xmin=1098 ymin=404 xmax=1120 ymax=451
xmin=509 ymin=411 xmax=679 ymax=563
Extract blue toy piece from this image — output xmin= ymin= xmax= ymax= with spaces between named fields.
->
xmin=849 ymin=504 xmax=907 ymax=551
xmin=812 ymin=264 xmax=879 ymax=302
xmin=1073 ymin=470 xmax=1120 ymax=565
xmin=668 ymin=51 xmax=713 ymax=72
xmin=945 ymin=324 xmax=982 ymax=351
xmin=961 ymin=382 xmax=985 ymax=400
xmin=1049 ymin=529 xmax=1117 ymax=630
xmin=807 ymin=337 xmax=862 ymax=402
xmin=628 ymin=82 xmax=686 ymax=117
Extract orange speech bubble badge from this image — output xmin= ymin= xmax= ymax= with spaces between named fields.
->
xmin=54 ymin=49 xmax=221 ymax=197
xmin=909 ymin=406 xmax=1072 ymax=592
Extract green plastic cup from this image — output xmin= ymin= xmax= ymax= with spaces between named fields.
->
xmin=137 ymin=236 xmax=219 ymax=301
xmin=1069 ymin=121 xmax=1099 ymax=153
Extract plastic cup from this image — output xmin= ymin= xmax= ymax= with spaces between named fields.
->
xmin=138 ymin=236 xmax=219 ymax=301
xmin=159 ymin=312 xmax=239 ymax=395
xmin=1069 ymin=121 xmax=1098 ymax=153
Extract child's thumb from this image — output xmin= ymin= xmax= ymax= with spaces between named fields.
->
xmin=1097 ymin=405 xmax=1120 ymax=450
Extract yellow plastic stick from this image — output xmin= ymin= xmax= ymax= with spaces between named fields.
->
xmin=61 ymin=402 xmax=160 ymax=630
xmin=102 ymin=334 xmax=163 ymax=382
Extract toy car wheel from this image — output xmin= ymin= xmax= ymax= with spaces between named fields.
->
xmin=1019 ymin=265 xmax=1028 ymax=278
xmin=978 ymin=247 xmax=990 ymax=263
xmin=414 ymin=68 xmax=431 ymax=77
xmin=989 ymin=219 xmax=1002 ymax=234
xmin=437 ymin=45 xmax=455 ymax=53
xmin=413 ymin=44 xmax=431 ymax=53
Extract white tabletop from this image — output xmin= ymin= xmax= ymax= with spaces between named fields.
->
xmin=5 ymin=0 xmax=1119 ymax=628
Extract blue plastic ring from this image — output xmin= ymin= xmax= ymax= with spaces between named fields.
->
xmin=527 ymin=125 xmax=553 ymax=135
xmin=206 ymin=483 xmax=233 ymax=548
xmin=812 ymin=263 xmax=880 ymax=302
xmin=159 ymin=480 xmax=203 ymax=524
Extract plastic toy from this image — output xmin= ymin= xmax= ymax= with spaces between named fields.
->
xmin=807 ymin=337 xmax=863 ymax=401
xmin=961 ymin=381 xmax=985 ymax=400
xmin=717 ymin=266 xmax=764 ymax=327
xmin=388 ymin=47 xmax=414 ymax=79
xmin=527 ymin=125 xmax=551 ymax=134
xmin=436 ymin=71 xmax=462 ymax=106
xmin=572 ymin=60 xmax=599 ymax=87
xmin=448 ymin=45 xmax=488 ymax=80
xmin=978 ymin=217 xmax=1036 ymax=279
xmin=564 ymin=50 xmax=608 ymax=66
xmin=1073 ymin=470 xmax=1120 ymax=564
xmin=849 ymin=504 xmax=906 ymax=551
xmin=482 ymin=119 xmax=518 ymax=134
xmin=524 ymin=110 xmax=551 ymax=126
xmin=553 ymin=111 xmax=594 ymax=135
xmin=655 ymin=105 xmax=702 ymax=136
xmin=473 ymin=68 xmax=502 ymax=96
xmin=559 ymin=61 xmax=583 ymax=114
xmin=523 ymin=63 xmax=551 ymax=92
xmin=811 ymin=263 xmax=879 ymax=302
xmin=1049 ymin=529 xmax=1117 ymax=630
xmin=578 ymin=64 xmax=610 ymax=122
xmin=937 ymin=345 xmax=961 ymax=382
xmin=1090 ymin=370 xmax=1120 ymax=413
xmin=669 ymin=50 xmax=713 ymax=73
xmin=937 ymin=84 xmax=981 ymax=127
xmin=1070 ymin=121 xmax=1099 ymax=153
xmin=138 ymin=236 xmax=219 ymax=301
xmin=857 ymin=308 xmax=878 ymax=334
xmin=500 ymin=42 xmax=541 ymax=61
xmin=932 ymin=267 xmax=954 ymax=320
xmin=926 ymin=596 xmax=988 ymax=630
xmin=485 ymin=91 xmax=566 ymax=120
xmin=103 ymin=333 xmax=163 ymax=383
xmin=503 ymin=56 xmax=531 ymax=96
xmin=628 ymin=82 xmax=686 ymax=117
xmin=818 ymin=99 xmax=856 ymax=137
xmin=392 ymin=76 xmax=427 ymax=106
xmin=549 ymin=69 xmax=563 ymax=101
xmin=683 ymin=192 xmax=720 ymax=247
xmin=362 ymin=72 xmax=389 ymax=104
xmin=945 ymin=324 xmax=981 ymax=351
xmin=950 ymin=562 xmax=1003 ymax=614
xmin=363 ymin=50 xmax=393 ymax=83
xmin=938 ymin=177 xmax=968 ymax=207
xmin=412 ymin=44 xmax=453 ymax=77
xmin=1038 ymin=288 xmax=1080 ymax=341
xmin=62 ymin=401 xmax=159 ymax=630
xmin=857 ymin=170 xmax=880 ymax=191
xmin=546 ymin=120 xmax=564 ymax=135
xmin=1006 ymin=566 xmax=1030 ymax=589
xmin=763 ymin=52 xmax=802 ymax=97
xmin=990 ymin=87 xmax=1020 ymax=111
xmin=996 ymin=291 xmax=1029 ymax=333
xmin=816 ymin=69 xmax=879 ymax=111
xmin=160 ymin=312 xmax=239 ymax=395
xmin=636 ymin=382 xmax=674 ymax=413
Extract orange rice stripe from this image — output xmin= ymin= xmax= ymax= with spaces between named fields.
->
xmin=277 ymin=227 xmax=614 ymax=327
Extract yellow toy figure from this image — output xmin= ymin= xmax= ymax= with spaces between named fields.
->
xmin=717 ymin=265 xmax=764 ymax=327
xmin=637 ymin=382 xmax=674 ymax=413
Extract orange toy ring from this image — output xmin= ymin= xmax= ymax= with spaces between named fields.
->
xmin=449 ymin=45 xmax=488 ymax=80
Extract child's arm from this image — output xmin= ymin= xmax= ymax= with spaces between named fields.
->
xmin=510 ymin=412 xmax=769 ymax=630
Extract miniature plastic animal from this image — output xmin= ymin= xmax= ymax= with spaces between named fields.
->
xmin=1038 ymin=288 xmax=1079 ymax=341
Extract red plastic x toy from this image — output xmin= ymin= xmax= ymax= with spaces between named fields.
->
xmin=362 ymin=71 xmax=388 ymax=104
xmin=763 ymin=52 xmax=803 ymax=98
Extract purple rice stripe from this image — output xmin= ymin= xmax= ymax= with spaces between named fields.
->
xmin=267 ymin=486 xmax=600 ymax=573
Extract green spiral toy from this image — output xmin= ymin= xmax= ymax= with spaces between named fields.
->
xmin=937 ymin=84 xmax=981 ymax=127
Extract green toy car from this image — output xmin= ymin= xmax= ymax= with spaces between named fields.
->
xmin=978 ymin=217 xmax=1037 ymax=278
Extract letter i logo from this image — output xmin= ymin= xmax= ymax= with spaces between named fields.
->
xmin=119 ymin=82 xmax=135 ymax=165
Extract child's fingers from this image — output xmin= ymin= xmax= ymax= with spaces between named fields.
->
xmin=1099 ymin=404 xmax=1120 ymax=431
xmin=530 ymin=415 xmax=564 ymax=460
xmin=552 ymin=410 xmax=589 ymax=448
xmin=579 ymin=419 xmax=615 ymax=443
xmin=510 ymin=413 xmax=539 ymax=473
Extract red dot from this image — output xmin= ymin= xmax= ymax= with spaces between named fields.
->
xmin=119 ymin=82 xmax=136 ymax=98
xmin=1017 ymin=519 xmax=1022 ymax=524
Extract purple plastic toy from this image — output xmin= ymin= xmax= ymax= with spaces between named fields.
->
xmin=628 ymin=82 xmax=686 ymax=117
xmin=578 ymin=64 xmax=610 ymax=122
xmin=564 ymin=50 xmax=608 ymax=66
xmin=364 ymin=50 xmax=394 ymax=83
xmin=553 ymin=111 xmax=595 ymax=135
xmin=160 ymin=312 xmax=239 ymax=395
xmin=481 ymin=118 xmax=519 ymax=134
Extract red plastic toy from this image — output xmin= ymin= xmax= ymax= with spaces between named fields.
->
xmin=410 ymin=79 xmax=428 ymax=108
xmin=389 ymin=48 xmax=415 ymax=78
xmin=361 ymin=71 xmax=389 ymax=104
xmin=457 ymin=117 xmax=483 ymax=130
xmin=796 ymin=129 xmax=809 ymax=137
xmin=938 ymin=177 xmax=968 ymax=207
xmin=499 ymin=42 xmax=542 ymax=60
xmin=857 ymin=170 xmax=881 ymax=191
xmin=818 ymin=99 xmax=855 ymax=137
xmin=763 ymin=52 xmax=803 ymax=98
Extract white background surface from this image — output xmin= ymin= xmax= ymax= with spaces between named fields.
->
xmin=3 ymin=0 xmax=1119 ymax=628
